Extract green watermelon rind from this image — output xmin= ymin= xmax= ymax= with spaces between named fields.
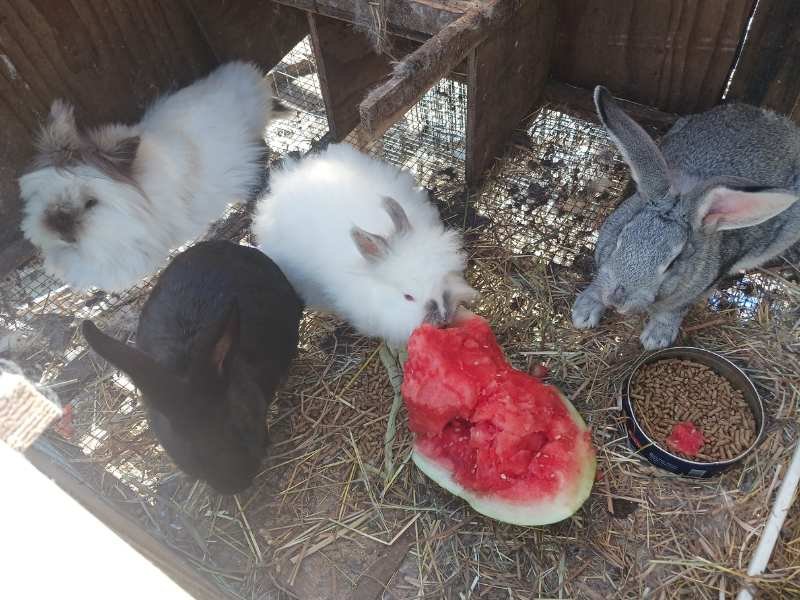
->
xmin=411 ymin=390 xmax=597 ymax=526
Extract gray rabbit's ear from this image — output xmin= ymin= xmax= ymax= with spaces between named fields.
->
xmin=351 ymin=226 xmax=390 ymax=263
xmin=692 ymin=184 xmax=799 ymax=233
xmin=594 ymin=86 xmax=671 ymax=199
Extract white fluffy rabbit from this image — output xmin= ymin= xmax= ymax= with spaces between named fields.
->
xmin=19 ymin=61 xmax=285 ymax=292
xmin=254 ymin=143 xmax=476 ymax=347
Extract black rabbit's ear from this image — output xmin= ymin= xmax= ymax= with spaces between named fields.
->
xmin=191 ymin=300 xmax=241 ymax=378
xmin=82 ymin=320 xmax=187 ymax=418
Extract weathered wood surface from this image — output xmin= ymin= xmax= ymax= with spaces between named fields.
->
xmin=273 ymin=0 xmax=472 ymax=39
xmin=466 ymin=0 xmax=557 ymax=184
xmin=552 ymin=0 xmax=756 ymax=113
xmin=726 ymin=0 xmax=800 ymax=123
xmin=356 ymin=0 xmax=511 ymax=144
xmin=187 ymin=0 xmax=308 ymax=69
xmin=544 ymin=81 xmax=678 ymax=131
xmin=0 ymin=0 xmax=217 ymax=269
xmin=309 ymin=13 xmax=396 ymax=141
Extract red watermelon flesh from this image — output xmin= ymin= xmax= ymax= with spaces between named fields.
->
xmin=666 ymin=421 xmax=704 ymax=456
xmin=402 ymin=316 xmax=596 ymax=525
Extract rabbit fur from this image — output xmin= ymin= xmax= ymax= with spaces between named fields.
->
xmin=254 ymin=143 xmax=476 ymax=347
xmin=572 ymin=86 xmax=800 ymax=349
xmin=82 ymin=241 xmax=303 ymax=495
xmin=19 ymin=61 xmax=284 ymax=292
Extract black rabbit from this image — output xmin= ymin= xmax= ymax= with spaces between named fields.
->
xmin=83 ymin=240 xmax=303 ymax=494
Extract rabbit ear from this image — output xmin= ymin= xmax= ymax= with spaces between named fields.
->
xmin=82 ymin=321 xmax=187 ymax=418
xmin=86 ymin=127 xmax=141 ymax=178
xmin=382 ymin=196 xmax=412 ymax=237
xmin=351 ymin=226 xmax=390 ymax=263
xmin=33 ymin=100 xmax=83 ymax=168
xmin=594 ymin=86 xmax=671 ymax=199
xmin=693 ymin=184 xmax=799 ymax=233
xmin=189 ymin=301 xmax=241 ymax=379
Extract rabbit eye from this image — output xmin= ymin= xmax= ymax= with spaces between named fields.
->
xmin=84 ymin=197 xmax=99 ymax=209
xmin=404 ymin=294 xmax=415 ymax=302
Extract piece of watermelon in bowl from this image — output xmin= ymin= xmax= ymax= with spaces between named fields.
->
xmin=402 ymin=315 xmax=596 ymax=526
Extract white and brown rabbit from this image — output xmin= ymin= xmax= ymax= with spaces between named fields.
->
xmin=254 ymin=143 xmax=476 ymax=347
xmin=82 ymin=241 xmax=302 ymax=495
xmin=19 ymin=62 xmax=288 ymax=292
xmin=572 ymin=86 xmax=800 ymax=349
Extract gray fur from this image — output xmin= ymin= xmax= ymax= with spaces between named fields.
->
xmin=572 ymin=86 xmax=800 ymax=349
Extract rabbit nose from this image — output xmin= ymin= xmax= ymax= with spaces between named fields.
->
xmin=424 ymin=300 xmax=446 ymax=325
xmin=609 ymin=285 xmax=626 ymax=305
xmin=44 ymin=207 xmax=78 ymax=243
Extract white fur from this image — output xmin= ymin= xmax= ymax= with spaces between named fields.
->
xmin=19 ymin=61 xmax=273 ymax=291
xmin=254 ymin=144 xmax=476 ymax=346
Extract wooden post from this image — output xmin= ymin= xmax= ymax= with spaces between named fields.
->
xmin=356 ymin=0 xmax=511 ymax=145
xmin=466 ymin=0 xmax=557 ymax=185
xmin=308 ymin=13 xmax=396 ymax=141
xmin=726 ymin=0 xmax=800 ymax=123
xmin=273 ymin=0 xmax=471 ymax=39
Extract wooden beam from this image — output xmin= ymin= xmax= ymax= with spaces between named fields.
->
xmin=186 ymin=0 xmax=308 ymax=70
xmin=26 ymin=444 xmax=224 ymax=600
xmin=726 ymin=0 xmax=800 ymax=123
xmin=308 ymin=13 xmax=397 ymax=141
xmin=273 ymin=0 xmax=472 ymax=39
xmin=356 ymin=0 xmax=512 ymax=145
xmin=544 ymin=81 xmax=678 ymax=132
xmin=466 ymin=0 xmax=557 ymax=185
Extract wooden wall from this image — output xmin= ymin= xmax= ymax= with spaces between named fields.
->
xmin=0 ymin=0 xmax=305 ymax=274
xmin=726 ymin=0 xmax=800 ymax=123
xmin=552 ymin=0 xmax=756 ymax=114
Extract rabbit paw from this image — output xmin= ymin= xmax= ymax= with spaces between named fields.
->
xmin=640 ymin=317 xmax=680 ymax=350
xmin=572 ymin=291 xmax=605 ymax=329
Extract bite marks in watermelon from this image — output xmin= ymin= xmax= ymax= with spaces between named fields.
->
xmin=402 ymin=316 xmax=596 ymax=526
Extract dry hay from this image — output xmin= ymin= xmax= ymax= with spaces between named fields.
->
xmin=25 ymin=196 xmax=799 ymax=600
xmin=2 ymin=39 xmax=799 ymax=598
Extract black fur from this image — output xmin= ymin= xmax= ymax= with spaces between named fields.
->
xmin=82 ymin=241 xmax=303 ymax=494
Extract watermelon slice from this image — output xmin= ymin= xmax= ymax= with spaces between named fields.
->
xmin=402 ymin=316 xmax=596 ymax=526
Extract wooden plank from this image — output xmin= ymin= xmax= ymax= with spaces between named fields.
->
xmin=544 ymin=81 xmax=678 ymax=131
xmin=308 ymin=13 xmax=397 ymax=141
xmin=726 ymin=0 xmax=800 ymax=123
xmin=0 ymin=0 xmax=217 ymax=264
xmin=357 ymin=0 xmax=513 ymax=144
xmin=466 ymin=0 xmax=557 ymax=185
xmin=186 ymin=0 xmax=308 ymax=70
xmin=552 ymin=0 xmax=756 ymax=114
xmin=273 ymin=0 xmax=471 ymax=39
xmin=25 ymin=444 xmax=224 ymax=600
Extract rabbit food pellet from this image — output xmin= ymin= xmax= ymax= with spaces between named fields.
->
xmin=630 ymin=359 xmax=757 ymax=462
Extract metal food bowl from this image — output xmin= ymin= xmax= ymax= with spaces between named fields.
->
xmin=622 ymin=346 xmax=765 ymax=478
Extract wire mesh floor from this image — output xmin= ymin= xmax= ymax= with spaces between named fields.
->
xmin=2 ymin=35 xmax=799 ymax=600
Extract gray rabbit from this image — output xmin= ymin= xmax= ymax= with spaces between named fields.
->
xmin=572 ymin=86 xmax=800 ymax=349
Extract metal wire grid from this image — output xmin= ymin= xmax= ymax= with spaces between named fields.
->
xmin=473 ymin=108 xmax=631 ymax=267
xmin=1 ymin=31 xmax=795 ymax=569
